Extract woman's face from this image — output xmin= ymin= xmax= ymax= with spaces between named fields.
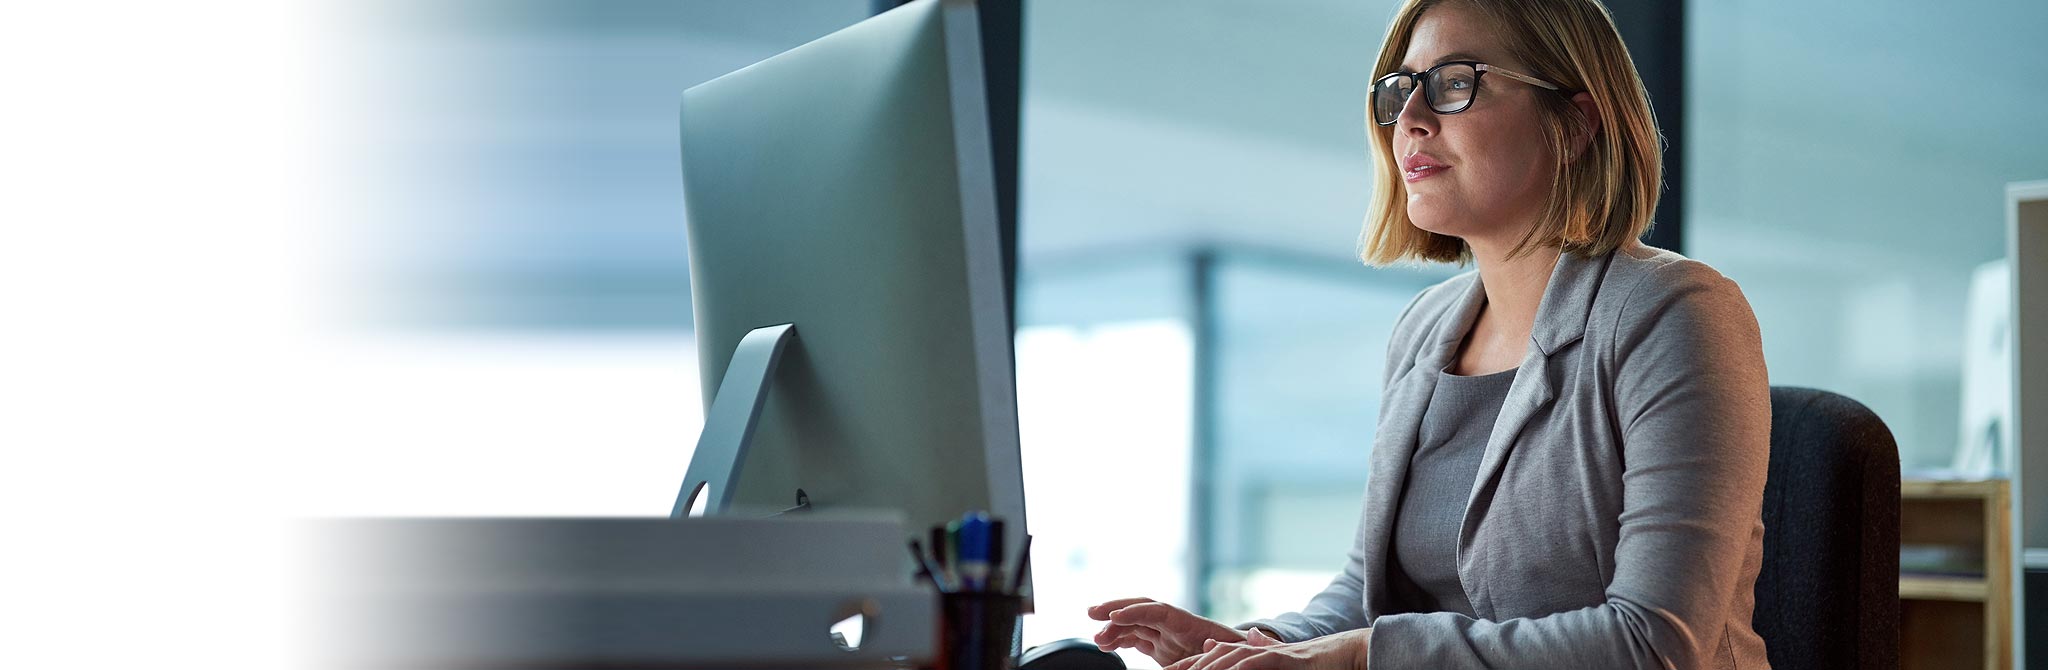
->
xmin=1392 ymin=5 xmax=1558 ymax=248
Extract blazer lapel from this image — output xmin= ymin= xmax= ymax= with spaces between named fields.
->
xmin=1358 ymin=273 xmax=1486 ymax=621
xmin=1456 ymin=249 xmax=1614 ymax=618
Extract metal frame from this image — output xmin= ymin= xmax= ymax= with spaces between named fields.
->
xmin=672 ymin=324 xmax=797 ymax=518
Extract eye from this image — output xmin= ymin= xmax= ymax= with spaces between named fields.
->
xmin=1444 ymin=75 xmax=1475 ymax=91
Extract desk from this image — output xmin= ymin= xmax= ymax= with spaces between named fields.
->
xmin=311 ymin=516 xmax=936 ymax=669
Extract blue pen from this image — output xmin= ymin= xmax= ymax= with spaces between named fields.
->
xmin=958 ymin=512 xmax=992 ymax=591
xmin=944 ymin=520 xmax=964 ymax=588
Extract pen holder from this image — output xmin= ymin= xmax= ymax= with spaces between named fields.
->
xmin=937 ymin=591 xmax=1022 ymax=670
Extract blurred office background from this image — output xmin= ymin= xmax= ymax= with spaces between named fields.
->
xmin=310 ymin=0 xmax=2048 ymax=659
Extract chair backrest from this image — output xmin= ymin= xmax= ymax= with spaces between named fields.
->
xmin=1753 ymin=386 xmax=1901 ymax=670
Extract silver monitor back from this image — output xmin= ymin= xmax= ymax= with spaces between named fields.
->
xmin=678 ymin=0 xmax=1026 ymax=558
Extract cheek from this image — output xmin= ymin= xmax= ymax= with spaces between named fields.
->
xmin=1471 ymin=132 xmax=1554 ymax=197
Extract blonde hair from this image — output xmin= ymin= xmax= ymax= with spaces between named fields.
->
xmin=1358 ymin=0 xmax=1662 ymax=266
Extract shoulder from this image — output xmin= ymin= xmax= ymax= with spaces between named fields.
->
xmin=1598 ymin=244 xmax=1761 ymax=359
xmin=1608 ymin=243 xmax=1738 ymax=296
xmin=1606 ymin=243 xmax=1750 ymax=318
xmin=1598 ymin=247 xmax=1771 ymax=440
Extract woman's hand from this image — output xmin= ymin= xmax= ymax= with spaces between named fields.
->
xmin=1162 ymin=627 xmax=1372 ymax=670
xmin=1087 ymin=597 xmax=1248 ymax=666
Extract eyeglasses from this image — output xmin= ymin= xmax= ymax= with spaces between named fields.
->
xmin=1372 ymin=61 xmax=1562 ymax=126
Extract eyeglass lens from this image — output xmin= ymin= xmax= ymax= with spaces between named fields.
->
xmin=1373 ymin=63 xmax=1480 ymax=125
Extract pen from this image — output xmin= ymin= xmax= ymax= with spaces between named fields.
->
xmin=908 ymin=539 xmax=931 ymax=582
xmin=908 ymin=539 xmax=953 ymax=593
xmin=959 ymin=513 xmax=991 ymax=591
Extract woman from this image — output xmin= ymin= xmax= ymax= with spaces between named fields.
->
xmin=1088 ymin=0 xmax=1771 ymax=668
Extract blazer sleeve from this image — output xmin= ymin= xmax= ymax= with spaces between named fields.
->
xmin=1366 ymin=259 xmax=1771 ymax=669
xmin=1234 ymin=498 xmax=1374 ymax=642
xmin=1233 ymin=283 xmax=1441 ymax=643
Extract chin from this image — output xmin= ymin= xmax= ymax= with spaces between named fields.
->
xmin=1406 ymin=209 xmax=1467 ymax=239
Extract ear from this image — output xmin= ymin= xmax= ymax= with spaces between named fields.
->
xmin=1565 ymin=91 xmax=1602 ymax=163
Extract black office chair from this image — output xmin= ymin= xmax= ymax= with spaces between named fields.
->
xmin=1752 ymin=386 xmax=1901 ymax=670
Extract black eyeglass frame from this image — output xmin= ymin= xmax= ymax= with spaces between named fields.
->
xmin=1371 ymin=61 xmax=1563 ymax=127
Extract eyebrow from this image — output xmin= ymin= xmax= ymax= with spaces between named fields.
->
xmin=1398 ymin=51 xmax=1487 ymax=73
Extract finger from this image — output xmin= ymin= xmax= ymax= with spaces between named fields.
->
xmin=1094 ymin=625 xmax=1134 ymax=651
xmin=1095 ymin=630 xmax=1132 ymax=652
xmin=1108 ymin=601 xmax=1182 ymax=626
xmin=1097 ymin=626 xmax=1163 ymax=647
xmin=1148 ymin=643 xmax=1195 ymax=670
xmin=1197 ymin=643 xmax=1261 ymax=670
xmin=1182 ymin=644 xmax=1224 ymax=670
xmin=1093 ymin=623 xmax=1160 ymax=647
xmin=1163 ymin=650 xmax=1207 ymax=670
xmin=1134 ymin=639 xmax=1155 ymax=657
xmin=1093 ymin=623 xmax=1118 ymax=646
xmin=1096 ymin=627 xmax=1161 ymax=653
xmin=1088 ymin=597 xmax=1158 ymax=620
xmin=1185 ymin=644 xmax=1238 ymax=670
xmin=1246 ymin=627 xmax=1278 ymax=647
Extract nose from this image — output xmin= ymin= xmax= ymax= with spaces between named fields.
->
xmin=1395 ymin=87 xmax=1438 ymax=137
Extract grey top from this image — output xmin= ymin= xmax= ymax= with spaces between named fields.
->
xmin=1389 ymin=367 xmax=1517 ymax=618
xmin=1239 ymin=244 xmax=1773 ymax=670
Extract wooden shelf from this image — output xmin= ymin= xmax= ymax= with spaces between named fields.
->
xmin=1899 ymin=478 xmax=2011 ymax=670
xmin=1901 ymin=479 xmax=2007 ymax=499
xmin=1900 ymin=575 xmax=1989 ymax=602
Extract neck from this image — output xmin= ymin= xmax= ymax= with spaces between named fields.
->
xmin=1467 ymin=237 xmax=1560 ymax=331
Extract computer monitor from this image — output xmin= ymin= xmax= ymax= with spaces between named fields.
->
xmin=674 ymin=0 xmax=1027 ymax=565
xmin=2011 ymin=178 xmax=2048 ymax=666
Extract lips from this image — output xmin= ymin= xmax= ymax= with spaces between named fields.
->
xmin=1402 ymin=152 xmax=1449 ymax=183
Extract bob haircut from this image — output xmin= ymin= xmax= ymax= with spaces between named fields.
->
xmin=1359 ymin=0 xmax=1662 ymax=266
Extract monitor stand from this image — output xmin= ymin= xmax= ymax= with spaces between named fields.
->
xmin=672 ymin=323 xmax=796 ymax=518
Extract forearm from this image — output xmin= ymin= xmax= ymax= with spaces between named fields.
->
xmin=1238 ymin=578 xmax=1367 ymax=642
xmin=1366 ymin=600 xmax=1675 ymax=670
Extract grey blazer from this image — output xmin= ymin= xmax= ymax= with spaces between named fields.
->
xmin=1242 ymin=244 xmax=1772 ymax=670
